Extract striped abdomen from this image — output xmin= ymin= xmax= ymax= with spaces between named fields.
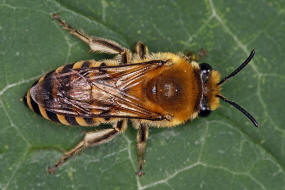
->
xmin=23 ymin=60 xmax=108 ymax=126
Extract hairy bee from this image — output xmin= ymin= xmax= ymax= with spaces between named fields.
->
xmin=23 ymin=13 xmax=258 ymax=176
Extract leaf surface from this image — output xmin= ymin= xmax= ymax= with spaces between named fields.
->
xmin=0 ymin=0 xmax=285 ymax=189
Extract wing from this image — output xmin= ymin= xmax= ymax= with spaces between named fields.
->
xmin=30 ymin=60 xmax=168 ymax=121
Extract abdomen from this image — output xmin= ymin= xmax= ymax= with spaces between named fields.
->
xmin=23 ymin=61 xmax=105 ymax=126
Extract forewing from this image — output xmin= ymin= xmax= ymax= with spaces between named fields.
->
xmin=30 ymin=67 xmax=96 ymax=116
xmin=30 ymin=61 xmax=165 ymax=120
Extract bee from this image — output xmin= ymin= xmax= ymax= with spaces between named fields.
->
xmin=23 ymin=13 xmax=258 ymax=176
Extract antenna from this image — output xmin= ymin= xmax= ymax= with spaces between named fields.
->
xmin=218 ymin=50 xmax=255 ymax=86
xmin=217 ymin=95 xmax=258 ymax=127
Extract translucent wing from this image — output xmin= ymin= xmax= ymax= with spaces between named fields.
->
xmin=30 ymin=61 xmax=167 ymax=120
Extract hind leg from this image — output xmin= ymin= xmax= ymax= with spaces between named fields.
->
xmin=48 ymin=119 xmax=127 ymax=174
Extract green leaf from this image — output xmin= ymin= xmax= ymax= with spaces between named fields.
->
xmin=0 ymin=0 xmax=284 ymax=189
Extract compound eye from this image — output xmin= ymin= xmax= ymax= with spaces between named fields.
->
xmin=199 ymin=63 xmax=212 ymax=74
xmin=198 ymin=106 xmax=211 ymax=117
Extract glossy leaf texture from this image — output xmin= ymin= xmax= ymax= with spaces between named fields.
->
xmin=0 ymin=0 xmax=285 ymax=189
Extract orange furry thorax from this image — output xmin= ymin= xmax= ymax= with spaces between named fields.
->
xmin=127 ymin=53 xmax=202 ymax=127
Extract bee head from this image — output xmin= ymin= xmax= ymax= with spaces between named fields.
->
xmin=198 ymin=63 xmax=220 ymax=118
xmin=198 ymin=50 xmax=258 ymax=127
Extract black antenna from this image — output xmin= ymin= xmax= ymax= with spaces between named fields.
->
xmin=217 ymin=95 xmax=258 ymax=127
xmin=218 ymin=49 xmax=255 ymax=86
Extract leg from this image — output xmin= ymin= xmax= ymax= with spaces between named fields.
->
xmin=48 ymin=119 xmax=127 ymax=174
xmin=134 ymin=42 xmax=149 ymax=59
xmin=115 ymin=49 xmax=132 ymax=65
xmin=136 ymin=123 xmax=149 ymax=176
xmin=184 ymin=48 xmax=208 ymax=62
xmin=52 ymin=13 xmax=128 ymax=57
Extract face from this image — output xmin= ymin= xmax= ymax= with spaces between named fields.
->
xmin=199 ymin=63 xmax=212 ymax=117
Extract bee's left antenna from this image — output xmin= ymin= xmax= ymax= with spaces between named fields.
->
xmin=216 ymin=94 xmax=259 ymax=127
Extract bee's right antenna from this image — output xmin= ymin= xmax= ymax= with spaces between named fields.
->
xmin=217 ymin=49 xmax=255 ymax=86
xmin=216 ymin=95 xmax=259 ymax=127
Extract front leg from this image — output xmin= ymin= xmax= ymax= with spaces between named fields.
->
xmin=184 ymin=48 xmax=208 ymax=62
xmin=136 ymin=123 xmax=149 ymax=176
xmin=52 ymin=13 xmax=131 ymax=64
